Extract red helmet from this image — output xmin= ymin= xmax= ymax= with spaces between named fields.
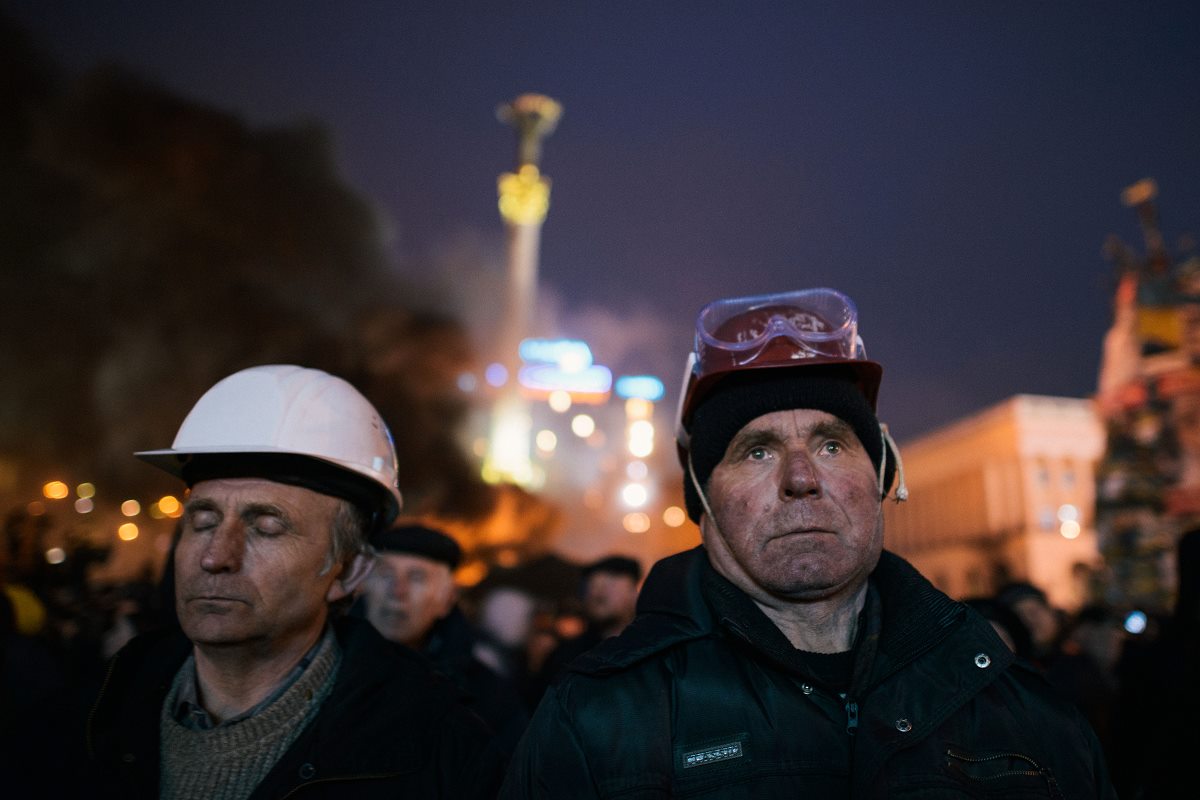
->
xmin=675 ymin=288 xmax=882 ymax=463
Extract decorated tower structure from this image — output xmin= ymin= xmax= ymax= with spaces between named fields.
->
xmin=1095 ymin=179 xmax=1200 ymax=612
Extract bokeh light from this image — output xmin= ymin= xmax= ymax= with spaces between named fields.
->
xmin=484 ymin=363 xmax=508 ymax=387
xmin=42 ymin=481 xmax=69 ymax=500
xmin=159 ymin=495 xmax=182 ymax=517
xmin=571 ymin=414 xmax=596 ymax=438
xmin=535 ymin=430 xmax=558 ymax=453
xmin=622 ymin=512 xmax=651 ymax=533
xmin=548 ymin=390 xmax=572 ymax=413
xmin=663 ymin=506 xmax=687 ymax=527
xmin=621 ymin=482 xmax=648 ymax=508
xmin=118 ymin=523 xmax=139 ymax=541
xmin=1124 ymin=610 xmax=1147 ymax=635
xmin=121 ymin=499 xmax=141 ymax=517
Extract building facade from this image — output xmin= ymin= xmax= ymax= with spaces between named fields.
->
xmin=884 ymin=395 xmax=1105 ymax=610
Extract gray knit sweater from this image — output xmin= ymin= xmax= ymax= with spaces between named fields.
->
xmin=158 ymin=633 xmax=340 ymax=800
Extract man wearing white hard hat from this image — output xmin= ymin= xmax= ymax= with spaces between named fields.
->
xmin=501 ymin=289 xmax=1115 ymax=798
xmin=87 ymin=365 xmax=501 ymax=799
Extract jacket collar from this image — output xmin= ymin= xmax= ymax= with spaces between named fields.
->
xmin=571 ymin=546 xmax=972 ymax=688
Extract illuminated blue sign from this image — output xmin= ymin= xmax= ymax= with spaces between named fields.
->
xmin=615 ymin=375 xmax=664 ymax=401
xmin=519 ymin=364 xmax=612 ymax=396
xmin=519 ymin=338 xmax=593 ymax=370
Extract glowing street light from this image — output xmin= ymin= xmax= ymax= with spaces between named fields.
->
xmin=622 ymin=512 xmax=651 ymax=533
xmin=43 ymin=481 xmax=69 ymax=500
xmin=663 ymin=506 xmax=687 ymax=527
xmin=571 ymin=414 xmax=596 ymax=438
xmin=621 ymin=482 xmax=649 ymax=508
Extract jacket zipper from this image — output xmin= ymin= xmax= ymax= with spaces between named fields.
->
xmin=945 ymin=747 xmax=1043 ymax=777
xmin=843 ymin=697 xmax=859 ymax=735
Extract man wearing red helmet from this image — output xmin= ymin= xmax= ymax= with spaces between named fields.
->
xmin=501 ymin=290 xmax=1115 ymax=798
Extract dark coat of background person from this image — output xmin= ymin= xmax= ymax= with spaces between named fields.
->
xmin=1114 ymin=528 xmax=1200 ymax=799
xmin=87 ymin=615 xmax=503 ymax=799
xmin=1 ymin=589 xmax=89 ymax=799
xmin=420 ymin=604 xmax=529 ymax=759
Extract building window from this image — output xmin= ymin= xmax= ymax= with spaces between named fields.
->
xmin=1039 ymin=507 xmax=1056 ymax=531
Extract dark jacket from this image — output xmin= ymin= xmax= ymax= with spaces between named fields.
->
xmin=425 ymin=606 xmax=529 ymax=758
xmin=87 ymin=616 xmax=502 ymax=799
xmin=501 ymin=547 xmax=1115 ymax=799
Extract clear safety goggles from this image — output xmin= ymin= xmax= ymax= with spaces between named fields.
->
xmin=694 ymin=287 xmax=867 ymax=370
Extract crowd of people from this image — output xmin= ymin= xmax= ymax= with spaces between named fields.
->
xmin=0 ymin=286 xmax=1195 ymax=797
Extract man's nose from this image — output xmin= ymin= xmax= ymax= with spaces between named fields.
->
xmin=389 ymin=574 xmax=411 ymax=599
xmin=780 ymin=449 xmax=822 ymax=500
xmin=200 ymin=523 xmax=245 ymax=573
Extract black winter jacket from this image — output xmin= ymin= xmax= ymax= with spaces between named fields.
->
xmin=87 ymin=616 xmax=503 ymax=799
xmin=501 ymin=547 xmax=1116 ymax=799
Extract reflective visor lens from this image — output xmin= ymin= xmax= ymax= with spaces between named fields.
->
xmin=695 ymin=288 xmax=861 ymax=367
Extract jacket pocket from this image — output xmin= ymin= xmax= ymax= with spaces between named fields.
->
xmin=943 ymin=747 xmax=1063 ymax=798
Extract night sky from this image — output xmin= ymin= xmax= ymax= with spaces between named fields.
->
xmin=10 ymin=1 xmax=1200 ymax=441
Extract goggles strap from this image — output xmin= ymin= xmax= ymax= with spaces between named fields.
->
xmin=879 ymin=423 xmax=909 ymax=502
xmin=687 ymin=452 xmax=718 ymax=522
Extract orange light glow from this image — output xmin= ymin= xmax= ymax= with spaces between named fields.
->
xmin=43 ymin=481 xmax=69 ymax=500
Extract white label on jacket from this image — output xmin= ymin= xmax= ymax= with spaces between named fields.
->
xmin=682 ymin=741 xmax=744 ymax=768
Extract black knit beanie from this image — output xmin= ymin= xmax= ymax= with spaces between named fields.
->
xmin=683 ymin=370 xmax=894 ymax=521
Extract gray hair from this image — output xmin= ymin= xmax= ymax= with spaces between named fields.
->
xmin=320 ymin=500 xmax=375 ymax=580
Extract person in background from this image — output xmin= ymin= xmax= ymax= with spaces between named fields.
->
xmin=1045 ymin=604 xmax=1124 ymax=768
xmin=87 ymin=365 xmax=500 ymax=799
xmin=361 ymin=523 xmax=528 ymax=756
xmin=501 ymin=287 xmax=1115 ymax=798
xmin=995 ymin=581 xmax=1064 ymax=666
xmin=1115 ymin=527 xmax=1200 ymax=798
xmin=532 ymin=555 xmax=642 ymax=701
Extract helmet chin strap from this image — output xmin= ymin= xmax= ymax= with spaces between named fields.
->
xmin=687 ymin=452 xmax=718 ymax=523
xmin=879 ymin=423 xmax=909 ymax=502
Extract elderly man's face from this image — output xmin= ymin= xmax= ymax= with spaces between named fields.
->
xmin=175 ymin=478 xmax=350 ymax=653
xmin=701 ymin=409 xmax=883 ymax=604
xmin=363 ymin=553 xmax=456 ymax=649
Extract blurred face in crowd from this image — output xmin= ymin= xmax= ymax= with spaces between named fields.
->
xmin=363 ymin=552 xmax=456 ymax=649
xmin=701 ymin=409 xmax=883 ymax=606
xmin=176 ymin=478 xmax=355 ymax=655
xmin=583 ymin=571 xmax=639 ymax=634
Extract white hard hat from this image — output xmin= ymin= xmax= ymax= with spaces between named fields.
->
xmin=137 ymin=365 xmax=402 ymax=528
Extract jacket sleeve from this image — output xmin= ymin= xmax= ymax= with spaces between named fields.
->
xmin=498 ymin=684 xmax=599 ymax=799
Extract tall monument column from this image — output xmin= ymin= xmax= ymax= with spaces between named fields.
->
xmin=483 ymin=94 xmax=562 ymax=486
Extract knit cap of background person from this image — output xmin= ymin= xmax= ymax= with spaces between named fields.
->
xmin=582 ymin=555 xmax=642 ymax=584
xmin=373 ymin=524 xmax=463 ymax=570
xmin=683 ymin=369 xmax=894 ymax=522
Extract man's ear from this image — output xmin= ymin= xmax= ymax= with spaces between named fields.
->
xmin=326 ymin=553 xmax=374 ymax=603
